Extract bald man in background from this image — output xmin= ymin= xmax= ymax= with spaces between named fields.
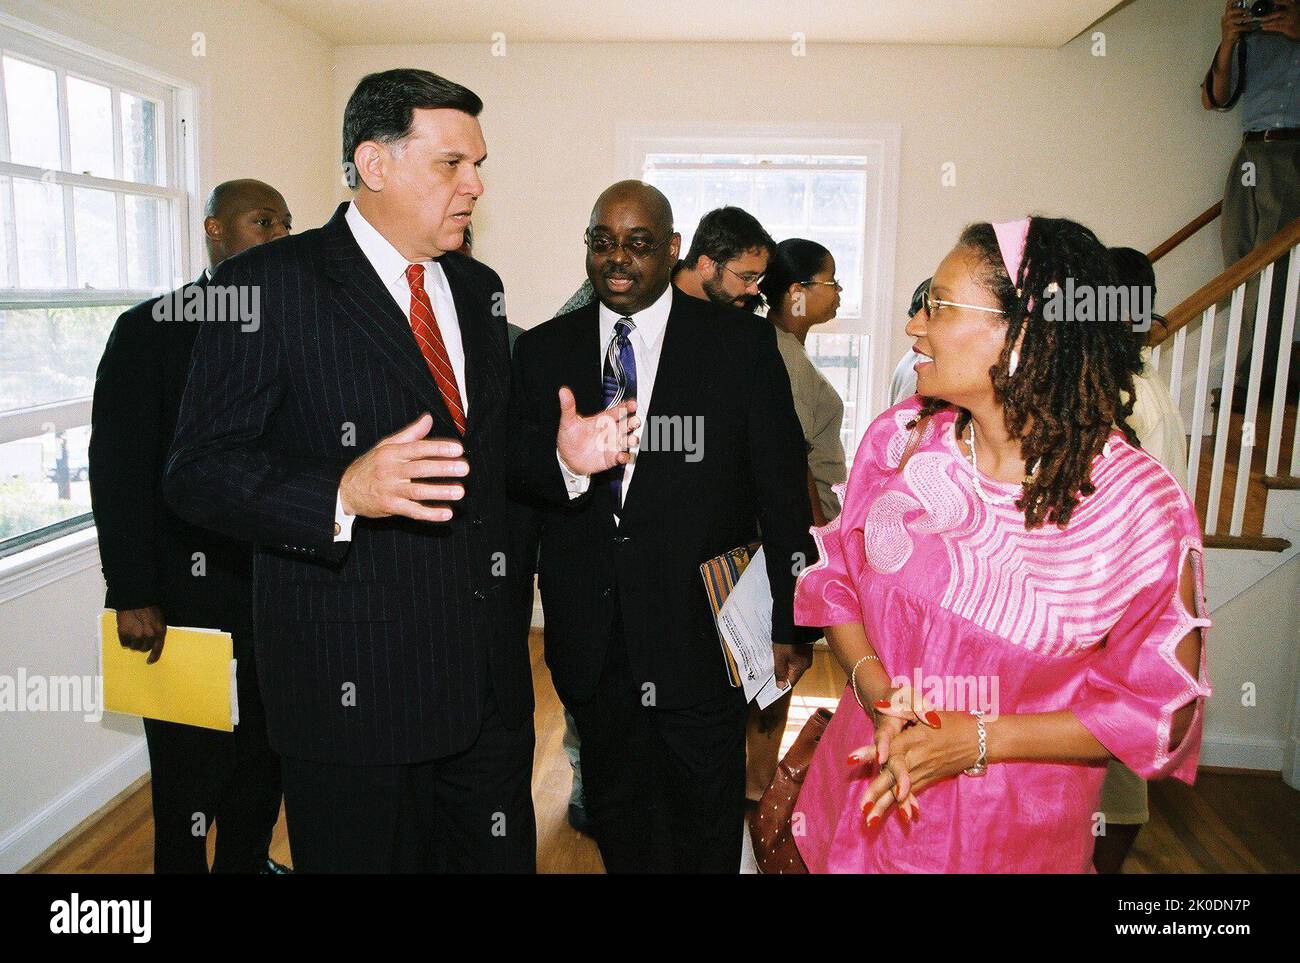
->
xmin=89 ymin=179 xmax=292 ymax=873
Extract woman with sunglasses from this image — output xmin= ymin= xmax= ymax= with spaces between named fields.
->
xmin=790 ymin=216 xmax=1211 ymax=873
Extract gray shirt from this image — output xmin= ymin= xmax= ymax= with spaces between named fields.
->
xmin=1229 ymin=32 xmax=1300 ymax=131
xmin=774 ymin=327 xmax=846 ymax=521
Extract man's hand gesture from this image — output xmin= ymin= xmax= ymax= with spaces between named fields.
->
xmin=340 ymin=413 xmax=469 ymax=523
xmin=554 ymin=387 xmax=640 ymax=476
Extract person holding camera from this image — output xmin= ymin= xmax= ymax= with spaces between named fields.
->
xmin=1203 ymin=0 xmax=1300 ymax=403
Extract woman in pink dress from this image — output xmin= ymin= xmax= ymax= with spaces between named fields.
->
xmin=792 ymin=215 xmax=1212 ymax=873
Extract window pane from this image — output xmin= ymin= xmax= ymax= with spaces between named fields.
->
xmin=66 ymin=76 xmax=114 ymax=178
xmin=120 ymin=92 xmax=159 ymax=185
xmin=816 ymin=233 xmax=862 ymax=317
xmin=12 ymin=178 xmax=67 ymax=288
xmin=0 ymin=305 xmax=124 ymax=412
xmin=753 ymin=170 xmax=806 ymax=227
xmin=73 ymin=188 xmax=119 ymax=288
xmin=0 ymin=425 xmax=92 ymax=543
xmin=806 ymin=332 xmax=863 ymax=463
xmin=3 ymin=56 xmax=61 ymax=170
xmin=646 ymin=170 xmax=703 ymax=231
xmin=810 ymin=172 xmax=864 ymax=228
xmin=0 ymin=176 xmax=10 ymax=287
xmin=697 ymin=170 xmax=749 ymax=212
xmin=124 ymin=194 xmax=162 ymax=289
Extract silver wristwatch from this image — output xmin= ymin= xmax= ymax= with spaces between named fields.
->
xmin=963 ymin=710 xmax=988 ymax=777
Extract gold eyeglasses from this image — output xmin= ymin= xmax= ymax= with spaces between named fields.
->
xmin=924 ymin=294 xmax=1006 ymax=317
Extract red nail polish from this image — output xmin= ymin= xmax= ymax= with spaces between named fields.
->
xmin=874 ymin=699 xmax=892 ymax=709
xmin=866 ymin=815 xmax=880 ymax=829
xmin=847 ymin=752 xmax=862 ymax=765
xmin=925 ymin=710 xmax=942 ymax=728
xmin=900 ymin=806 xmax=910 ymax=823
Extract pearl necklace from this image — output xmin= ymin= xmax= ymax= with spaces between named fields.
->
xmin=963 ymin=422 xmax=1037 ymax=506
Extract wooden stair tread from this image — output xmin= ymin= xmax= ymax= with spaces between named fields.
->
xmin=1203 ymin=534 xmax=1291 ymax=552
xmin=1261 ymin=474 xmax=1300 ymax=490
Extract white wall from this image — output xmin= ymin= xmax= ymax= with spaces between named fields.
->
xmin=1203 ymin=556 xmax=1300 ymax=775
xmin=332 ymin=0 xmax=1238 ymax=376
xmin=0 ymin=535 xmax=144 ymax=872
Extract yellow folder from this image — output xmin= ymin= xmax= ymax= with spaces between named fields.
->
xmin=98 ymin=611 xmax=239 ymax=732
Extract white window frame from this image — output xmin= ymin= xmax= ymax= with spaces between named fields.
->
xmin=0 ymin=12 xmax=198 ymax=558
xmin=617 ymin=122 xmax=901 ymax=435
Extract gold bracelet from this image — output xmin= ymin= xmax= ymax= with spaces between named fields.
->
xmin=850 ymin=655 xmax=881 ymax=712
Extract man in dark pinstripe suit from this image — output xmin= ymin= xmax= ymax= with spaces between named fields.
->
xmin=164 ymin=70 xmax=636 ymax=872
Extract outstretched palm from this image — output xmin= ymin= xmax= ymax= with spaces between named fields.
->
xmin=555 ymin=386 xmax=639 ymax=475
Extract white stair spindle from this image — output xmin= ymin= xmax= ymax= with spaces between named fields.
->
xmin=1186 ymin=305 xmax=1216 ymax=499
xmin=1231 ymin=264 xmax=1274 ymax=534
xmin=1265 ymin=245 xmax=1298 ymax=477
xmin=1206 ymin=285 xmax=1246 ymax=535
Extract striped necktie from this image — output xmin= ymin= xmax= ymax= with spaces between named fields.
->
xmin=406 ymin=262 xmax=466 ymax=435
xmin=601 ymin=317 xmax=637 ymax=514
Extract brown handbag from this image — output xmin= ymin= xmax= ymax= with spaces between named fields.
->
xmin=749 ymin=707 xmax=833 ymax=874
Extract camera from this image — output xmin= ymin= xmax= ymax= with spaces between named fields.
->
xmin=1232 ymin=0 xmax=1277 ymax=19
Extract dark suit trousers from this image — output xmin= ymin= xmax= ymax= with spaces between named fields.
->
xmin=567 ymin=616 xmax=747 ymax=874
xmin=144 ymin=632 xmax=282 ymax=873
xmin=279 ymin=688 xmax=536 ymax=873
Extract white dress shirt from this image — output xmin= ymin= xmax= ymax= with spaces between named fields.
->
xmin=559 ymin=283 xmax=674 ymax=519
xmin=334 ymin=201 xmax=469 ymax=541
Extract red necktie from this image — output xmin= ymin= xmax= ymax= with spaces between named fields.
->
xmin=405 ymin=263 xmax=466 ymax=435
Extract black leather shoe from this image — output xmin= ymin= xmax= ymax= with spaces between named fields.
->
xmin=259 ymin=858 xmax=293 ymax=874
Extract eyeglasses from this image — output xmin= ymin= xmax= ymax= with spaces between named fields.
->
xmin=584 ymin=230 xmax=671 ymax=258
xmin=924 ymin=295 xmax=1005 ymax=317
xmin=801 ymin=278 xmax=842 ymax=291
xmin=722 ymin=263 xmax=764 ymax=288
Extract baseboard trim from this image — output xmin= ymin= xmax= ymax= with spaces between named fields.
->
xmin=1198 ymin=732 xmax=1285 ymax=773
xmin=2 ymin=737 xmax=149 ymax=874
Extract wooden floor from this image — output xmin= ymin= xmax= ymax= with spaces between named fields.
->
xmin=28 ymin=631 xmax=1300 ymax=874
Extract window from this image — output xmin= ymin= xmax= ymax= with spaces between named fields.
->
xmin=625 ymin=126 xmax=900 ymax=460
xmin=0 ymin=21 xmax=191 ymax=557
xmin=644 ymin=153 xmax=871 ymax=318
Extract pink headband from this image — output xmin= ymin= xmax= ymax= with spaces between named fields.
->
xmin=992 ymin=217 xmax=1031 ymax=294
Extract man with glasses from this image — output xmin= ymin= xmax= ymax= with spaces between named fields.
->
xmin=512 ymin=181 xmax=815 ymax=873
xmin=547 ymin=204 xmax=775 ymax=838
xmin=554 ymin=205 xmax=775 ymax=316
xmin=672 ymin=206 xmax=774 ymax=312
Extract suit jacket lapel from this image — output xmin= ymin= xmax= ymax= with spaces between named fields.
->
xmin=440 ymin=252 xmax=503 ymax=439
xmin=566 ymin=303 xmax=619 ymax=519
xmin=319 ymin=203 xmax=459 ymax=436
xmin=619 ymin=287 xmax=710 ymax=523
xmin=567 ymin=302 xmax=604 ymax=417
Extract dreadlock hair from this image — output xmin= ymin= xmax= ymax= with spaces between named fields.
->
xmin=909 ymin=216 xmax=1143 ymax=530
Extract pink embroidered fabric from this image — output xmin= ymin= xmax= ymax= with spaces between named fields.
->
xmin=792 ymin=397 xmax=1212 ymax=873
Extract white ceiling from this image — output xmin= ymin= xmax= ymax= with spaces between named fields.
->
xmin=262 ymin=1 xmax=1128 ymax=48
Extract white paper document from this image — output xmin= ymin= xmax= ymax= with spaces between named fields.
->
xmin=715 ymin=548 xmax=788 ymax=709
